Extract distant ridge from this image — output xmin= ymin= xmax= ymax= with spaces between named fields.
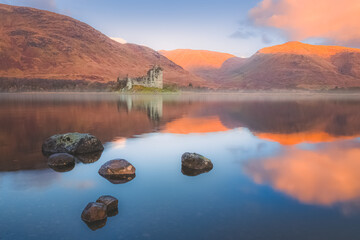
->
xmin=219 ymin=41 xmax=360 ymax=90
xmin=162 ymin=42 xmax=360 ymax=90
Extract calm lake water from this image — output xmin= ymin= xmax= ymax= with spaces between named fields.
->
xmin=1 ymin=93 xmax=360 ymax=240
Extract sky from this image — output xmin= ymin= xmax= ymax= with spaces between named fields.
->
xmin=1 ymin=0 xmax=360 ymax=57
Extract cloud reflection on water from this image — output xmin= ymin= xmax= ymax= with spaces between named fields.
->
xmin=244 ymin=140 xmax=360 ymax=206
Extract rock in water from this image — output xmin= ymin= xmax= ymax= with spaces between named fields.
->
xmin=76 ymin=151 xmax=103 ymax=164
xmin=42 ymin=133 xmax=104 ymax=155
xmin=96 ymin=195 xmax=118 ymax=213
xmin=47 ymin=153 xmax=75 ymax=169
xmin=81 ymin=202 xmax=107 ymax=223
xmin=85 ymin=219 xmax=107 ymax=231
xmin=181 ymin=166 xmax=212 ymax=176
xmin=98 ymin=159 xmax=136 ymax=184
xmin=181 ymin=152 xmax=213 ymax=170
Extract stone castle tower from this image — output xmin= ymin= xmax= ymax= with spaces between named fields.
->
xmin=118 ymin=65 xmax=163 ymax=90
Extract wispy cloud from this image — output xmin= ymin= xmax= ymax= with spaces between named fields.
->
xmin=249 ymin=0 xmax=360 ymax=47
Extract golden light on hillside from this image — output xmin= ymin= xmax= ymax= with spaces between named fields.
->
xmin=159 ymin=49 xmax=235 ymax=70
xmin=259 ymin=41 xmax=360 ymax=58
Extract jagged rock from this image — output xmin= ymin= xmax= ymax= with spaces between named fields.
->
xmin=96 ymin=195 xmax=118 ymax=213
xmin=98 ymin=159 xmax=136 ymax=184
xmin=181 ymin=152 xmax=213 ymax=171
xmin=81 ymin=202 xmax=107 ymax=223
xmin=47 ymin=153 xmax=75 ymax=170
xmin=42 ymin=133 xmax=104 ymax=155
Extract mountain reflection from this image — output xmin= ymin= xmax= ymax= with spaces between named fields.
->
xmin=164 ymin=116 xmax=228 ymax=134
xmin=1 ymin=94 xmax=360 ymax=172
xmin=244 ymin=140 xmax=360 ymax=206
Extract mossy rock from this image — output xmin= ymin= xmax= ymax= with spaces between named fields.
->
xmin=42 ymin=133 xmax=104 ymax=155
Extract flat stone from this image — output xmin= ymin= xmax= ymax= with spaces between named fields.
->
xmin=42 ymin=133 xmax=104 ymax=155
xmin=181 ymin=152 xmax=213 ymax=170
xmin=98 ymin=159 xmax=136 ymax=183
xmin=96 ymin=195 xmax=118 ymax=213
xmin=81 ymin=202 xmax=107 ymax=223
xmin=47 ymin=153 xmax=75 ymax=168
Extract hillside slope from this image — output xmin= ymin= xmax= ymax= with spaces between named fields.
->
xmin=0 ymin=4 xmax=208 ymax=88
xmin=159 ymin=49 xmax=239 ymax=82
xmin=219 ymin=42 xmax=360 ymax=90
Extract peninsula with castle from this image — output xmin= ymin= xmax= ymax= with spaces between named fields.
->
xmin=117 ymin=65 xmax=163 ymax=90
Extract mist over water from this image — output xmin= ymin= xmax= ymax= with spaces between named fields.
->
xmin=1 ymin=93 xmax=360 ymax=240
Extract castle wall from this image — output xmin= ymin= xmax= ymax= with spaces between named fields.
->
xmin=117 ymin=66 xmax=163 ymax=90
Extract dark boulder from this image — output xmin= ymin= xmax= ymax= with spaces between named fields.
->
xmin=181 ymin=152 xmax=213 ymax=171
xmin=81 ymin=202 xmax=107 ymax=223
xmin=47 ymin=153 xmax=75 ymax=170
xmin=98 ymin=159 xmax=136 ymax=184
xmin=42 ymin=133 xmax=104 ymax=155
xmin=96 ymin=195 xmax=118 ymax=213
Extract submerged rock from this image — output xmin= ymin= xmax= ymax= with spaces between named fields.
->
xmin=81 ymin=202 xmax=107 ymax=223
xmin=181 ymin=166 xmax=213 ymax=176
xmin=98 ymin=159 xmax=136 ymax=184
xmin=42 ymin=133 xmax=104 ymax=155
xmin=47 ymin=153 xmax=75 ymax=170
xmin=84 ymin=218 xmax=107 ymax=231
xmin=96 ymin=195 xmax=118 ymax=213
xmin=181 ymin=152 xmax=213 ymax=171
xmin=76 ymin=151 xmax=103 ymax=164
xmin=49 ymin=164 xmax=75 ymax=173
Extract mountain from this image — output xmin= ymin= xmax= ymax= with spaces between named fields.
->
xmin=218 ymin=41 xmax=360 ymax=90
xmin=159 ymin=49 xmax=242 ymax=82
xmin=161 ymin=42 xmax=360 ymax=90
xmin=0 ymin=4 xmax=208 ymax=89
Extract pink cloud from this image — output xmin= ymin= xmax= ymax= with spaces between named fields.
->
xmin=249 ymin=0 xmax=360 ymax=46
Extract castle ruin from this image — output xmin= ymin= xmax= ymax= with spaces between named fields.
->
xmin=117 ymin=65 xmax=163 ymax=90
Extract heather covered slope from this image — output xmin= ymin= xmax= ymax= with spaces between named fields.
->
xmin=0 ymin=4 xmax=208 ymax=88
xmin=218 ymin=42 xmax=360 ymax=90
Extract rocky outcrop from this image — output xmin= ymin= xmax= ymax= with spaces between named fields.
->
xmin=81 ymin=202 xmax=107 ymax=223
xmin=98 ymin=159 xmax=136 ymax=184
xmin=181 ymin=152 xmax=213 ymax=176
xmin=96 ymin=195 xmax=118 ymax=213
xmin=47 ymin=153 xmax=75 ymax=172
xmin=42 ymin=133 xmax=104 ymax=155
